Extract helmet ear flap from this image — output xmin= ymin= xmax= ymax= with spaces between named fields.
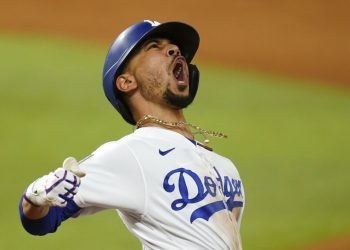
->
xmin=188 ymin=64 xmax=199 ymax=101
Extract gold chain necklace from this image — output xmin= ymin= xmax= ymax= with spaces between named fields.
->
xmin=135 ymin=115 xmax=227 ymax=147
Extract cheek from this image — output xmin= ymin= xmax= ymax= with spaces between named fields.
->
xmin=136 ymin=58 xmax=169 ymax=86
xmin=135 ymin=67 xmax=165 ymax=100
xmin=135 ymin=57 xmax=165 ymax=81
xmin=141 ymin=83 xmax=161 ymax=100
xmin=135 ymin=67 xmax=163 ymax=89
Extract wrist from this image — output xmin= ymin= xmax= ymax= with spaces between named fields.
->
xmin=21 ymin=195 xmax=50 ymax=220
xmin=23 ymin=193 xmax=40 ymax=207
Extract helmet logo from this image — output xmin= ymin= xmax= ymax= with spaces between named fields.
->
xmin=144 ymin=20 xmax=161 ymax=26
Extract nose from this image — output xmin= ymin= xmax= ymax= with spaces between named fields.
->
xmin=166 ymin=44 xmax=181 ymax=57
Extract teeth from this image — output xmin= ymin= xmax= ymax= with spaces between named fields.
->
xmin=175 ymin=65 xmax=182 ymax=79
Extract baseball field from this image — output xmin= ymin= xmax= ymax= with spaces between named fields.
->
xmin=1 ymin=1 xmax=349 ymax=249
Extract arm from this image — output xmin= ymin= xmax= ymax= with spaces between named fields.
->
xmin=19 ymin=196 xmax=81 ymax=235
xmin=22 ymin=197 xmax=49 ymax=220
xmin=19 ymin=157 xmax=84 ymax=235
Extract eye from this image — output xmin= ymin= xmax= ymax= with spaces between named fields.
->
xmin=148 ymin=42 xmax=159 ymax=49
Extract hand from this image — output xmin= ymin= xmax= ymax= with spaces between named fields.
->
xmin=24 ymin=157 xmax=85 ymax=208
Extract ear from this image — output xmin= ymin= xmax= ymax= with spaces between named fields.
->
xmin=116 ymin=73 xmax=137 ymax=93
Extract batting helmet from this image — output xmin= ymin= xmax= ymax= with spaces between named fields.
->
xmin=102 ymin=20 xmax=200 ymax=125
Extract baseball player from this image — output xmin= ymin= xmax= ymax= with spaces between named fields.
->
xmin=19 ymin=20 xmax=245 ymax=249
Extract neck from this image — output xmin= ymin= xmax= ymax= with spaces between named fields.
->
xmin=127 ymin=91 xmax=189 ymax=127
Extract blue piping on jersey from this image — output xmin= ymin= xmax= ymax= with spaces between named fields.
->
xmin=187 ymin=138 xmax=197 ymax=145
xmin=187 ymin=138 xmax=213 ymax=151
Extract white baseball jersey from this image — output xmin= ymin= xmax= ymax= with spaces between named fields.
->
xmin=73 ymin=127 xmax=245 ymax=250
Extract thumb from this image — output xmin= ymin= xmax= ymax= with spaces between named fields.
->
xmin=63 ymin=157 xmax=86 ymax=178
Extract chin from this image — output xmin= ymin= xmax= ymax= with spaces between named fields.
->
xmin=164 ymin=89 xmax=193 ymax=109
xmin=177 ymin=84 xmax=188 ymax=92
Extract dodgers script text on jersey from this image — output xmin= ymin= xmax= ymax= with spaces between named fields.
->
xmin=163 ymin=167 xmax=243 ymax=223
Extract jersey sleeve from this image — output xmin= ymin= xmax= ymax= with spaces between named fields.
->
xmin=73 ymin=140 xmax=146 ymax=215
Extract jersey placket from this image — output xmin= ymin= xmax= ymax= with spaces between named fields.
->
xmin=195 ymin=144 xmax=234 ymax=223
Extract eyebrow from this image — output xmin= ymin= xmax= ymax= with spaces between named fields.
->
xmin=141 ymin=38 xmax=159 ymax=47
xmin=141 ymin=38 xmax=171 ymax=48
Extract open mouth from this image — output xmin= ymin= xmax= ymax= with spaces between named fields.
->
xmin=172 ymin=57 xmax=187 ymax=84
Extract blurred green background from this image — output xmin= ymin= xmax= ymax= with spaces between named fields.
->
xmin=1 ymin=33 xmax=349 ymax=250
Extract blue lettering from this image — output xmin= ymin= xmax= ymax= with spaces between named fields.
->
xmin=163 ymin=168 xmax=205 ymax=211
xmin=204 ymin=176 xmax=216 ymax=196
xmin=163 ymin=167 xmax=244 ymax=223
xmin=213 ymin=167 xmax=223 ymax=188
xmin=190 ymin=201 xmax=225 ymax=223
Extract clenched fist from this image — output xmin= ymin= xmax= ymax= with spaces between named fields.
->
xmin=24 ymin=157 xmax=85 ymax=208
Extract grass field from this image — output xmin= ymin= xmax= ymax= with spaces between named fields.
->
xmin=1 ymin=34 xmax=349 ymax=250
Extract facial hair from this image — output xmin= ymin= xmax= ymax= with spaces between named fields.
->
xmin=163 ymin=88 xmax=194 ymax=109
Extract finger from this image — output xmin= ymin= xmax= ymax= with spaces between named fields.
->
xmin=55 ymin=200 xmax=67 ymax=208
xmin=65 ymin=172 xmax=80 ymax=186
xmin=60 ymin=192 xmax=74 ymax=200
xmin=63 ymin=157 xmax=86 ymax=178
xmin=64 ymin=185 xmax=78 ymax=196
xmin=47 ymin=194 xmax=67 ymax=207
xmin=46 ymin=169 xmax=68 ymax=194
xmin=60 ymin=180 xmax=79 ymax=195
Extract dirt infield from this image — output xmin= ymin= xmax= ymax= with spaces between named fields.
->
xmin=1 ymin=1 xmax=349 ymax=249
xmin=0 ymin=1 xmax=349 ymax=87
xmin=300 ymin=235 xmax=350 ymax=250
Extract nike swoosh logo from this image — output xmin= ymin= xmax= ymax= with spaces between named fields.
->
xmin=159 ymin=147 xmax=175 ymax=156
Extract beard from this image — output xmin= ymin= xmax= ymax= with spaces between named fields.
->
xmin=163 ymin=88 xmax=194 ymax=109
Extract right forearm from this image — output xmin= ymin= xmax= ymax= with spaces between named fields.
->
xmin=21 ymin=197 xmax=49 ymax=220
xmin=19 ymin=195 xmax=57 ymax=236
xmin=19 ymin=195 xmax=82 ymax=236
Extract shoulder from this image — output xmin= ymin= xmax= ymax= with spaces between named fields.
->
xmin=77 ymin=133 xmax=142 ymax=171
xmin=92 ymin=133 xmax=140 ymax=156
xmin=206 ymin=149 xmax=235 ymax=166
xmin=92 ymin=128 xmax=178 ymax=154
xmin=203 ymin=148 xmax=241 ymax=175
